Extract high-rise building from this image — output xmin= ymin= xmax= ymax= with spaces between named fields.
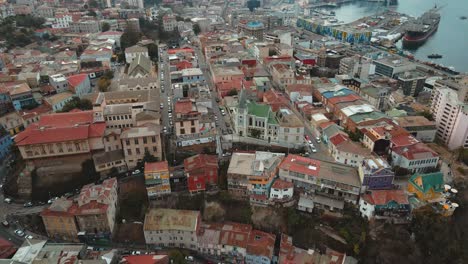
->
xmin=430 ymin=76 xmax=468 ymax=149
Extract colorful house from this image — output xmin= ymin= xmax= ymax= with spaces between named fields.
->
xmin=144 ymin=161 xmax=171 ymax=198
xmin=0 ymin=129 xmax=12 ymax=160
xmin=184 ymin=154 xmax=218 ymax=193
xmin=408 ymin=172 xmax=444 ymax=202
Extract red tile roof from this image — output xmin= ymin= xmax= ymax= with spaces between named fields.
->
xmin=184 ymin=154 xmax=218 ymax=172
xmin=327 ymin=94 xmax=361 ymax=106
xmin=176 ymin=60 xmax=193 ymax=70
xmin=271 ymin=179 xmax=294 ymax=189
xmin=15 ymin=111 xmax=106 ymax=146
xmin=75 ymin=200 xmax=108 ymax=215
xmin=392 ymin=142 xmax=438 ymax=160
xmin=247 ymin=230 xmax=276 ymax=259
xmin=329 ymin=133 xmax=348 ymax=146
xmin=220 ymin=222 xmax=253 ymax=248
xmin=121 ymin=255 xmax=169 ymax=264
xmin=279 ymin=154 xmax=321 ymax=177
xmin=362 ymin=190 xmax=409 ymax=205
xmin=390 ymin=134 xmax=419 ymax=148
xmin=168 ymin=47 xmax=194 ymax=55
xmin=67 ymin=73 xmax=88 ymax=88
xmin=174 ymin=99 xmax=195 ymax=114
xmin=145 ymin=161 xmax=169 ymax=173
xmin=0 ymin=238 xmax=16 ymax=258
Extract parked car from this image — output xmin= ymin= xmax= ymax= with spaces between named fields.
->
xmin=304 ymin=135 xmax=312 ymax=144
xmin=132 ymin=170 xmax=141 ymax=175
xmin=160 ymin=103 xmax=164 ymax=109
xmin=26 ymin=235 xmax=33 ymax=239
xmin=3 ymin=198 xmax=12 ymax=204
xmin=23 ymin=202 xmax=33 ymax=207
xmin=316 ymin=137 xmax=321 ymax=143
xmin=47 ymin=197 xmax=58 ymax=204
xmin=311 ymin=147 xmax=317 ymax=153
xmin=14 ymin=229 xmax=25 ymax=237
xmin=2 ymin=220 xmax=9 ymax=227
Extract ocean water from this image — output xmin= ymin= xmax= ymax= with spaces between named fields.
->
xmin=327 ymin=0 xmax=468 ymax=73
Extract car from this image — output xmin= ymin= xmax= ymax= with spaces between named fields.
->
xmin=23 ymin=202 xmax=33 ymax=207
xmin=309 ymin=143 xmax=315 ymax=149
xmin=168 ymin=113 xmax=172 ymax=118
xmin=221 ymin=110 xmax=226 ymax=116
xmin=168 ymin=108 xmax=172 ymax=113
xmin=316 ymin=137 xmax=321 ymax=143
xmin=311 ymin=148 xmax=317 ymax=153
xmin=47 ymin=197 xmax=58 ymax=204
xmin=185 ymin=256 xmax=194 ymax=261
xmin=3 ymin=198 xmax=12 ymax=204
xmin=163 ymin=127 xmax=167 ymax=133
xmin=2 ymin=220 xmax=9 ymax=227
xmin=25 ymin=235 xmax=33 ymax=239
xmin=160 ymin=103 xmax=164 ymax=109
xmin=0 ymin=184 xmax=3 ymax=189
xmin=132 ymin=170 xmax=141 ymax=175
xmin=14 ymin=229 xmax=25 ymax=237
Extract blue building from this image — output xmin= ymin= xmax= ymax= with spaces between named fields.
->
xmin=181 ymin=68 xmax=204 ymax=83
xmin=0 ymin=129 xmax=13 ymax=160
xmin=8 ymin=83 xmax=36 ymax=111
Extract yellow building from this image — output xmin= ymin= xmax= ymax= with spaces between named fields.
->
xmin=40 ymin=198 xmax=79 ymax=242
xmin=145 ymin=161 xmax=171 ymax=198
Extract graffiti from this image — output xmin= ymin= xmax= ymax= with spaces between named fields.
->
xmin=297 ymin=18 xmax=372 ymax=44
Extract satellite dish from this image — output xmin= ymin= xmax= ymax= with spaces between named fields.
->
xmin=451 ymin=188 xmax=458 ymax=194
xmin=452 ymin=203 xmax=459 ymax=208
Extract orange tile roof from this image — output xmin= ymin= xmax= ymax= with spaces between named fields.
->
xmin=247 ymin=230 xmax=275 ymax=258
xmin=279 ymin=154 xmax=321 ymax=177
xmin=174 ymin=99 xmax=194 ymax=114
xmin=220 ymin=222 xmax=253 ymax=248
xmin=361 ymin=190 xmax=409 ymax=205
xmin=271 ymin=179 xmax=294 ymax=189
xmin=67 ymin=73 xmax=88 ymax=88
xmin=145 ymin=161 xmax=169 ymax=173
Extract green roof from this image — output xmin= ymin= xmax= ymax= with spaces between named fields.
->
xmin=409 ymin=172 xmax=444 ymax=194
xmin=386 ymin=109 xmax=407 ymax=118
xmin=247 ymin=102 xmax=271 ymax=118
xmin=268 ymin=115 xmax=278 ymax=125
xmin=349 ymin=111 xmax=387 ymax=123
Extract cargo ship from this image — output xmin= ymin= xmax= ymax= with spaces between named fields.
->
xmin=403 ymin=6 xmax=441 ymax=45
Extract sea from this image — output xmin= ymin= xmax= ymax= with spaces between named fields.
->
xmin=324 ymin=0 xmax=468 ymax=73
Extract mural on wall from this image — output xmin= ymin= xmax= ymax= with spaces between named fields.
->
xmin=297 ymin=18 xmax=372 ymax=44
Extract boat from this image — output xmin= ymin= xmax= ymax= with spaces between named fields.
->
xmin=427 ymin=53 xmax=442 ymax=59
xmin=461 ymin=16 xmax=467 ymax=20
xmin=402 ymin=5 xmax=441 ymax=45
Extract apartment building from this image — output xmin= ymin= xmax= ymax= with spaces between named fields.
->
xmin=328 ymin=133 xmax=372 ymax=167
xmin=227 ymin=151 xmax=285 ymax=199
xmin=144 ymin=209 xmax=201 ymax=249
xmin=174 ymin=99 xmax=201 ymax=137
xmin=49 ymin=74 xmax=69 ymax=93
xmin=358 ymin=156 xmax=395 ymax=191
xmin=270 ymin=64 xmax=295 ymax=89
xmin=40 ymin=198 xmax=79 ymax=242
xmin=373 ymin=57 xmax=416 ymax=78
xmin=162 ymin=15 xmax=177 ymax=32
xmin=430 ymin=77 xmax=468 ymax=149
xmin=75 ymin=178 xmax=118 ymax=235
xmin=390 ymin=143 xmax=439 ymax=173
xmin=145 ymin=161 xmax=171 ymax=198
xmin=395 ymin=116 xmax=436 ymax=143
xmin=68 ymin=74 xmax=91 ymax=98
xmin=14 ymin=110 xmax=106 ymax=165
xmin=120 ymin=123 xmax=161 ymax=167
xmin=279 ymin=155 xmax=361 ymax=212
xmin=70 ymin=20 xmax=101 ymax=33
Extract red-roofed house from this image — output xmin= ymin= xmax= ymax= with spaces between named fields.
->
xmin=184 ymin=154 xmax=218 ymax=193
xmin=246 ymin=230 xmax=276 ymax=263
xmin=262 ymin=90 xmax=289 ymax=112
xmin=14 ymin=110 xmax=106 ymax=165
xmin=359 ymin=190 xmax=410 ymax=220
xmin=0 ymin=238 xmax=16 ymax=258
xmin=220 ymin=222 xmax=253 ymax=260
xmin=121 ymin=254 xmax=169 ymax=264
xmin=174 ymin=99 xmax=201 ymax=137
xmin=76 ymin=177 xmax=118 ymax=235
xmin=269 ymin=179 xmax=293 ymax=200
xmin=68 ymin=73 xmax=91 ymax=97
xmin=175 ymin=60 xmax=193 ymax=71
xmin=41 ymin=198 xmax=80 ymax=242
xmin=391 ymin=142 xmax=439 ymax=173
xmin=328 ymin=133 xmax=372 ymax=167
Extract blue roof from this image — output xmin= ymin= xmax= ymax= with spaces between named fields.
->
xmin=247 ymin=21 xmax=264 ymax=28
xmin=322 ymin=88 xmax=355 ymax=99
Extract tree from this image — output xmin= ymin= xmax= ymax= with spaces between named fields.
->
xmin=121 ymin=29 xmax=141 ymax=50
xmin=136 ymin=151 xmax=159 ymax=170
xmin=81 ymin=159 xmax=100 ymax=183
xmin=97 ymin=77 xmax=111 ymax=92
xmin=87 ymin=10 xmax=97 ymax=17
xmin=192 ymin=23 xmax=201 ymax=35
xmin=102 ymin=22 xmax=110 ymax=32
xmin=168 ymin=250 xmax=186 ymax=264
xmin=250 ymin=128 xmax=262 ymax=139
xmin=60 ymin=98 xmax=93 ymax=112
xmin=175 ymin=16 xmax=184 ymax=22
xmin=88 ymin=0 xmax=99 ymax=8
xmin=227 ymin=89 xmax=238 ymax=96
xmin=246 ymin=0 xmax=260 ymax=12
xmin=147 ymin=43 xmax=158 ymax=61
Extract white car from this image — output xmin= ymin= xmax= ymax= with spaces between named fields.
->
xmin=163 ymin=127 xmax=167 ymax=133
xmin=316 ymin=137 xmax=321 ymax=143
xmin=311 ymin=147 xmax=317 ymax=153
xmin=309 ymin=143 xmax=315 ymax=149
xmin=160 ymin=103 xmax=164 ymax=109
xmin=26 ymin=235 xmax=33 ymax=239
xmin=14 ymin=229 xmax=25 ymax=237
